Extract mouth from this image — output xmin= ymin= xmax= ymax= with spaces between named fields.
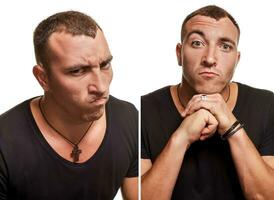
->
xmin=88 ymin=96 xmax=108 ymax=105
xmin=199 ymin=71 xmax=219 ymax=78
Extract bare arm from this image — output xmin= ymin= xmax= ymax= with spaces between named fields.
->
xmin=228 ymin=129 xmax=274 ymax=199
xmin=184 ymin=93 xmax=274 ymax=199
xmin=121 ymin=177 xmax=138 ymax=200
xmin=141 ymin=132 xmax=189 ymax=200
xmin=141 ymin=109 xmax=218 ymax=200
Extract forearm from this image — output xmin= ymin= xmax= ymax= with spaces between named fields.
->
xmin=121 ymin=177 xmax=138 ymax=200
xmin=141 ymin=132 xmax=189 ymax=200
xmin=228 ymin=129 xmax=274 ymax=199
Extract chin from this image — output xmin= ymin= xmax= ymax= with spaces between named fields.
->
xmin=83 ymin=106 xmax=104 ymax=122
xmin=195 ymin=83 xmax=225 ymax=94
xmin=185 ymin=76 xmax=226 ymax=95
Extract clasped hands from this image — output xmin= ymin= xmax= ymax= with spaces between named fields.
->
xmin=177 ymin=93 xmax=237 ymax=145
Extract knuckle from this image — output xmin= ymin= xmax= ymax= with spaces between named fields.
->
xmin=193 ymin=94 xmax=200 ymax=100
xmin=199 ymin=108 xmax=207 ymax=114
xmin=216 ymin=93 xmax=222 ymax=98
xmin=216 ymin=94 xmax=223 ymax=101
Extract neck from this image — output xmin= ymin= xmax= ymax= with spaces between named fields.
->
xmin=40 ymin=95 xmax=94 ymax=143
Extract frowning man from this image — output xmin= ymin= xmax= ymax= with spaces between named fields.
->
xmin=0 ymin=11 xmax=138 ymax=200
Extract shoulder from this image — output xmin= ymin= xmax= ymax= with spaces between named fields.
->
xmin=107 ymin=96 xmax=138 ymax=148
xmin=107 ymin=96 xmax=138 ymax=132
xmin=238 ymin=82 xmax=273 ymax=96
xmin=236 ymin=82 xmax=274 ymax=133
xmin=0 ymin=98 xmax=34 ymax=156
xmin=108 ymin=95 xmax=137 ymax=117
xmin=0 ymin=99 xmax=32 ymax=133
xmin=237 ymin=82 xmax=274 ymax=105
xmin=141 ymin=86 xmax=172 ymax=117
xmin=141 ymin=86 xmax=171 ymax=107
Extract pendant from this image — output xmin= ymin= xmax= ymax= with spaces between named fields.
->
xmin=70 ymin=145 xmax=82 ymax=163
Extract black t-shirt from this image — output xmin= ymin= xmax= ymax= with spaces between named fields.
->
xmin=0 ymin=96 xmax=138 ymax=200
xmin=141 ymin=82 xmax=274 ymax=200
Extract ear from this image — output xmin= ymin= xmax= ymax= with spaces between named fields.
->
xmin=33 ymin=64 xmax=49 ymax=92
xmin=176 ymin=43 xmax=182 ymax=66
xmin=236 ymin=51 xmax=241 ymax=65
xmin=233 ymin=51 xmax=241 ymax=70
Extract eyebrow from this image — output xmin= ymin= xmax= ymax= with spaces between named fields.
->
xmin=100 ymin=55 xmax=113 ymax=68
xmin=185 ymin=30 xmax=205 ymax=41
xmin=219 ymin=37 xmax=237 ymax=47
xmin=64 ymin=55 xmax=113 ymax=71
xmin=185 ymin=29 xmax=237 ymax=47
xmin=65 ymin=65 xmax=90 ymax=72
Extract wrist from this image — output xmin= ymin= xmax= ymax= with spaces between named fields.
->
xmin=218 ymin=115 xmax=238 ymax=135
xmin=171 ymin=130 xmax=191 ymax=150
xmin=227 ymin=126 xmax=245 ymax=141
xmin=221 ymin=120 xmax=244 ymax=140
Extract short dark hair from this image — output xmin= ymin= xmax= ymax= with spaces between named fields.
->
xmin=181 ymin=5 xmax=240 ymax=42
xmin=33 ymin=11 xmax=102 ymax=71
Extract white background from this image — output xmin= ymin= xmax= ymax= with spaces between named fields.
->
xmin=0 ymin=0 xmax=274 ymax=199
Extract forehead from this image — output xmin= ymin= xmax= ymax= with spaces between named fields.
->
xmin=184 ymin=15 xmax=239 ymax=43
xmin=47 ymin=30 xmax=111 ymax=65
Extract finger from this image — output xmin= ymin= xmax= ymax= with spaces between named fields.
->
xmin=200 ymin=134 xmax=213 ymax=141
xmin=185 ymin=100 xmax=213 ymax=116
xmin=200 ymin=117 xmax=218 ymax=141
xmin=182 ymin=94 xmax=204 ymax=117
xmin=200 ymin=134 xmax=208 ymax=141
xmin=204 ymin=112 xmax=218 ymax=133
xmin=200 ymin=131 xmax=215 ymax=140
xmin=208 ymin=112 xmax=218 ymax=124
xmin=201 ymin=124 xmax=217 ymax=135
xmin=183 ymin=94 xmax=202 ymax=115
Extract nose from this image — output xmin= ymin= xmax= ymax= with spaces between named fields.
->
xmin=87 ymin=69 xmax=107 ymax=95
xmin=202 ymin=45 xmax=217 ymax=68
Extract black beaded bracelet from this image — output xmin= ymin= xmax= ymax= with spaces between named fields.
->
xmin=221 ymin=120 xmax=240 ymax=140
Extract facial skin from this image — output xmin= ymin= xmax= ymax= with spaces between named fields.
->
xmin=176 ymin=15 xmax=240 ymax=94
xmin=36 ymin=30 xmax=113 ymax=123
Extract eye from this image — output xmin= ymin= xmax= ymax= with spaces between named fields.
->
xmin=100 ymin=61 xmax=112 ymax=70
xmin=69 ymin=68 xmax=87 ymax=76
xmin=191 ymin=40 xmax=204 ymax=48
xmin=220 ymin=43 xmax=233 ymax=52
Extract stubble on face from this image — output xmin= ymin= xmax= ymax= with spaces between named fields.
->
xmin=180 ymin=15 xmax=240 ymax=95
xmin=44 ymin=30 xmax=113 ymax=124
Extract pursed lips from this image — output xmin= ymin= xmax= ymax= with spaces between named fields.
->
xmin=88 ymin=96 xmax=108 ymax=104
xmin=198 ymin=71 xmax=220 ymax=77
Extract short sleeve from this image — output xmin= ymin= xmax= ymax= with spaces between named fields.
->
xmin=0 ymin=150 xmax=8 ymax=200
xmin=126 ymin=154 xmax=138 ymax=177
xmin=141 ymin=96 xmax=151 ymax=159
xmin=260 ymin=93 xmax=274 ymax=155
xmin=141 ymin=125 xmax=150 ymax=159
xmin=125 ymin=106 xmax=138 ymax=177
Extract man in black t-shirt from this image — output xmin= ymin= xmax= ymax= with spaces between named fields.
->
xmin=0 ymin=11 xmax=138 ymax=200
xmin=141 ymin=5 xmax=274 ymax=200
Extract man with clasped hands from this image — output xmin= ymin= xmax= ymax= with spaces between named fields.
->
xmin=141 ymin=5 xmax=274 ymax=200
